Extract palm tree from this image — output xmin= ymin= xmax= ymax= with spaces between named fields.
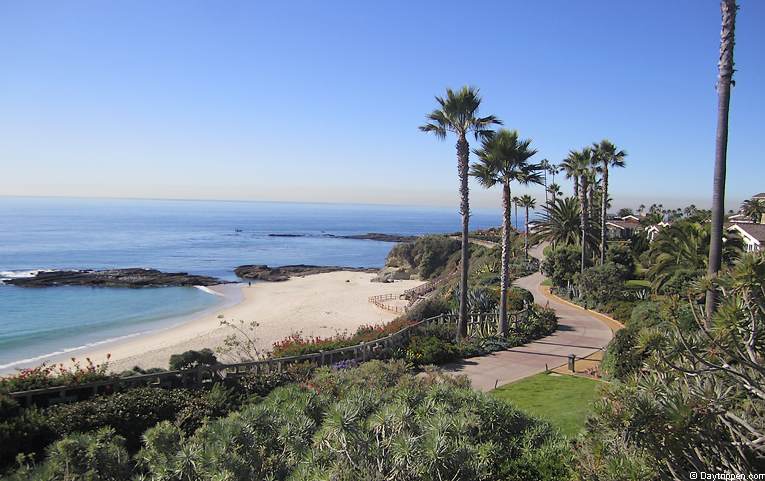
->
xmin=512 ymin=196 xmax=520 ymax=230
xmin=548 ymin=163 xmax=559 ymax=189
xmin=533 ymin=196 xmax=598 ymax=251
xmin=517 ymin=195 xmax=537 ymax=261
xmin=649 ymin=221 xmax=742 ymax=293
xmin=547 ymin=183 xmax=561 ymax=205
xmin=593 ymin=140 xmax=627 ymax=265
xmin=706 ymin=0 xmax=737 ymax=322
xmin=559 ymin=155 xmax=580 ymax=198
xmin=741 ymin=198 xmax=765 ymax=223
xmin=539 ymin=159 xmax=551 ymax=205
xmin=470 ymin=129 xmax=541 ymax=335
xmin=564 ymin=148 xmax=594 ymax=273
xmin=420 ymin=86 xmax=501 ymax=339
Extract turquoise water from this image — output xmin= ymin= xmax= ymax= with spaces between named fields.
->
xmin=0 ymin=197 xmax=503 ymax=371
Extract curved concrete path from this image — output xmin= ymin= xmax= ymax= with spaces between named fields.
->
xmin=441 ymin=243 xmax=614 ymax=391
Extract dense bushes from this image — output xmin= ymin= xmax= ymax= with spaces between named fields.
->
xmin=13 ymin=361 xmax=572 ymax=481
xmin=0 ymin=395 xmax=53 ymax=469
xmin=44 ymin=387 xmax=222 ymax=452
xmin=167 ymin=348 xmax=217 ymax=371
xmin=541 ymin=245 xmax=582 ymax=289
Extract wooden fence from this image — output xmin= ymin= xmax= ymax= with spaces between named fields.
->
xmin=8 ymin=310 xmax=529 ymax=408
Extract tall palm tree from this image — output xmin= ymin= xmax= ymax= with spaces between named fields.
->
xmin=547 ymin=183 xmax=561 ymax=205
xmin=470 ymin=129 xmax=541 ymax=336
xmin=706 ymin=0 xmax=737 ymax=322
xmin=420 ymin=86 xmax=501 ymax=339
xmin=548 ymin=163 xmax=559 ymax=190
xmin=512 ymin=196 xmax=520 ymax=230
xmin=559 ymin=155 xmax=580 ymax=198
xmin=539 ymin=159 xmax=551 ymax=205
xmin=565 ymin=148 xmax=594 ymax=273
xmin=517 ymin=195 xmax=537 ymax=261
xmin=593 ymin=140 xmax=627 ymax=265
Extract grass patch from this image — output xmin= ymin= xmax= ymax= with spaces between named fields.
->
xmin=541 ymin=278 xmax=552 ymax=287
xmin=625 ymin=279 xmax=651 ymax=288
xmin=491 ymin=373 xmax=602 ymax=437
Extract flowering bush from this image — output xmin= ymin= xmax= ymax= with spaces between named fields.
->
xmin=271 ymin=318 xmax=416 ymax=358
xmin=0 ymin=356 xmax=112 ymax=394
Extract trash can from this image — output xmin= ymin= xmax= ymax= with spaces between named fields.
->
xmin=568 ymin=354 xmax=576 ymax=372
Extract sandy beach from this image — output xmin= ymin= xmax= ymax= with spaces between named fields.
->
xmin=42 ymin=271 xmax=422 ymax=373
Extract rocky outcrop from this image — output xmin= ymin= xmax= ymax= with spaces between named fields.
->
xmin=334 ymin=233 xmax=417 ymax=242
xmin=6 ymin=268 xmax=226 ymax=288
xmin=234 ymin=264 xmax=378 ymax=282
xmin=371 ymin=266 xmax=412 ymax=283
xmin=267 ymin=233 xmax=417 ymax=242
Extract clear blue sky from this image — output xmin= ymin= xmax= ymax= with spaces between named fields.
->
xmin=1 ymin=1 xmax=762 ymax=210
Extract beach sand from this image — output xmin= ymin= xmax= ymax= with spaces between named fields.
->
xmin=55 ymin=271 xmax=422 ymax=373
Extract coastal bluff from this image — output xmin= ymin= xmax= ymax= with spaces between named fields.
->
xmin=5 ymin=268 xmax=226 ymax=288
xmin=234 ymin=264 xmax=378 ymax=282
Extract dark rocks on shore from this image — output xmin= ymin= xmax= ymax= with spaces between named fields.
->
xmin=267 ymin=232 xmax=417 ymax=242
xmin=234 ymin=264 xmax=378 ymax=282
xmin=333 ymin=233 xmax=418 ymax=242
xmin=5 ymin=268 xmax=227 ymax=288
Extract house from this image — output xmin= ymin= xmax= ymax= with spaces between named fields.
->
xmin=645 ymin=221 xmax=670 ymax=242
xmin=728 ymin=213 xmax=753 ymax=224
xmin=605 ymin=217 xmax=643 ymax=240
xmin=728 ymin=223 xmax=765 ymax=253
xmin=619 ymin=214 xmax=641 ymax=222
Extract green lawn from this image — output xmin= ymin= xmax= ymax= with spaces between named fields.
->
xmin=491 ymin=373 xmax=602 ymax=437
xmin=625 ymin=279 xmax=651 ymax=288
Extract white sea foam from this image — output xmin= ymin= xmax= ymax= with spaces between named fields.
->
xmin=0 ymin=330 xmax=153 ymax=371
xmin=0 ymin=269 xmax=47 ymax=280
xmin=194 ymin=285 xmax=224 ymax=296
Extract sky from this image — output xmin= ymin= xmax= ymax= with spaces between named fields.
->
xmin=1 ymin=1 xmax=763 ymax=211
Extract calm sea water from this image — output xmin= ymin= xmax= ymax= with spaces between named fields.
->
xmin=0 ymin=197 xmax=503 ymax=370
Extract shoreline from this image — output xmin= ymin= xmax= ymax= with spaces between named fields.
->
xmin=1 ymin=271 xmax=422 ymax=375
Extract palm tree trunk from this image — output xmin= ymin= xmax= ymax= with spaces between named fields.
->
xmin=543 ymin=170 xmax=548 ymax=205
xmin=579 ymin=176 xmax=588 ymax=274
xmin=514 ymin=203 xmax=518 ymax=231
xmin=457 ymin=134 xmax=470 ymax=339
xmin=573 ymin=175 xmax=579 ymax=198
xmin=524 ymin=205 xmax=530 ymax=261
xmin=706 ymin=0 xmax=737 ymax=325
xmin=600 ymin=165 xmax=609 ymax=265
xmin=499 ymin=183 xmax=511 ymax=336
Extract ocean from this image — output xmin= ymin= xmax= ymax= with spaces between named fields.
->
xmin=0 ymin=197 xmax=504 ymax=371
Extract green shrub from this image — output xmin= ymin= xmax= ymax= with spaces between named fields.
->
xmin=541 ymin=245 xmax=583 ymax=289
xmin=629 ymin=301 xmax=661 ymax=330
xmin=606 ymin=243 xmax=636 ymax=276
xmin=600 ymin=299 xmax=636 ymax=323
xmin=0 ymin=395 xmax=53 ymax=471
xmin=138 ymin=361 xmax=572 ymax=481
xmin=168 ymin=348 xmax=217 ymax=371
xmin=575 ymin=262 xmax=629 ymax=306
xmin=44 ymin=387 xmax=215 ymax=452
xmin=30 ymin=428 xmax=132 ymax=481
xmin=601 ymin=328 xmax=643 ymax=380
xmin=507 ymin=286 xmax=534 ymax=311
xmin=405 ymin=335 xmax=459 ymax=366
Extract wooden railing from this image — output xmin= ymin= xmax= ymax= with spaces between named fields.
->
xmin=8 ymin=309 xmax=530 ymax=407
xmin=368 ymin=292 xmax=408 ymax=314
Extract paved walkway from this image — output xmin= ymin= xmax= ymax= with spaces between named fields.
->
xmin=441 ymin=243 xmax=614 ymax=391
